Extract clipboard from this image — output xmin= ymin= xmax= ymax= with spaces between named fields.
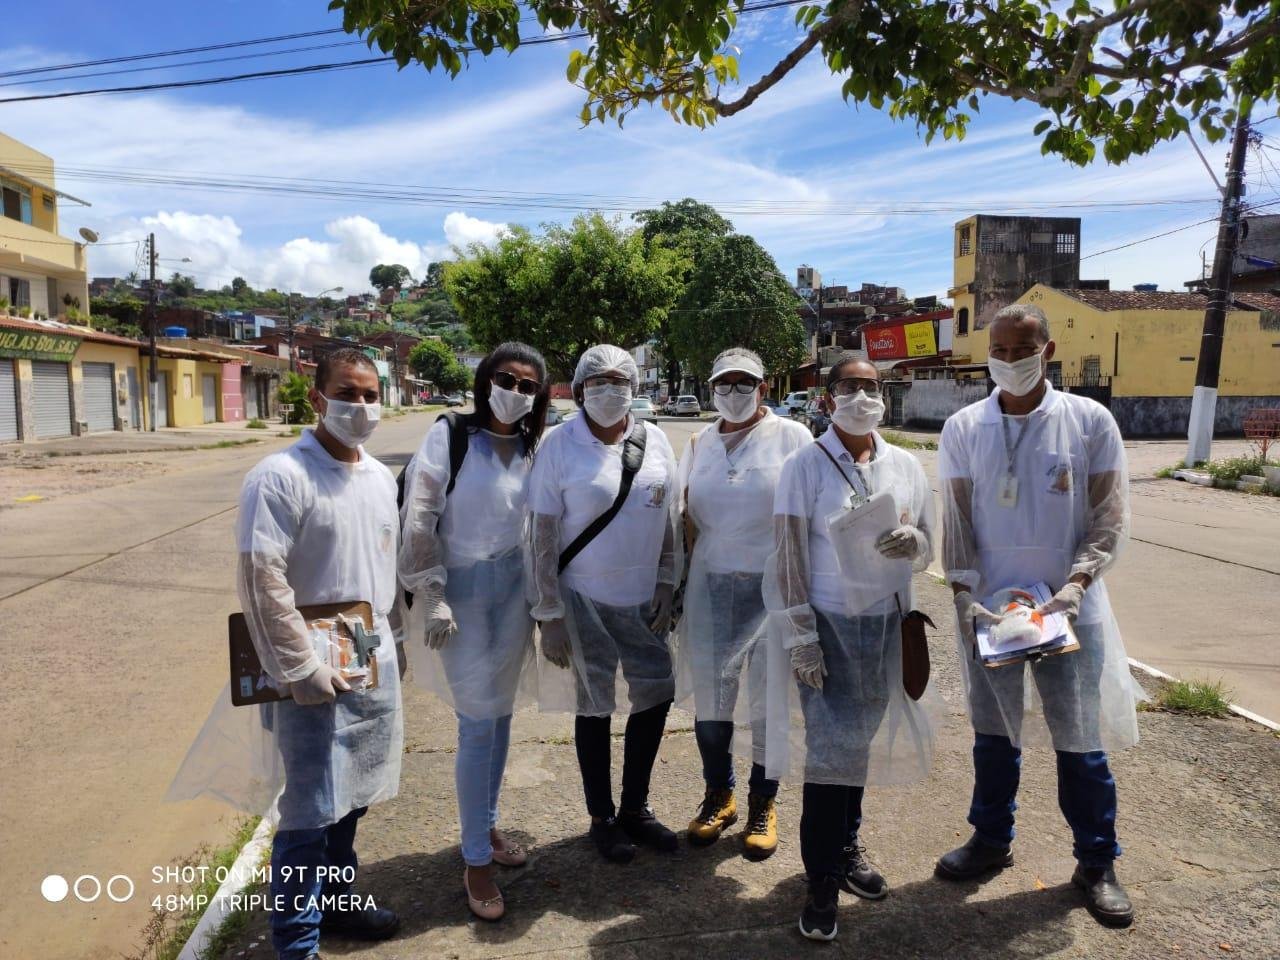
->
xmin=825 ymin=490 xmax=909 ymax=615
xmin=229 ymin=600 xmax=381 ymax=706
xmin=974 ymin=582 xmax=1081 ymax=668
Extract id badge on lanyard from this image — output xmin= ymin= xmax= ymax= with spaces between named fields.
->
xmin=999 ymin=416 xmax=1028 ymax=508
xmin=997 ymin=475 xmax=1019 ymax=508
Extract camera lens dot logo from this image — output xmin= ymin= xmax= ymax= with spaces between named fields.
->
xmin=41 ymin=875 xmax=69 ymax=903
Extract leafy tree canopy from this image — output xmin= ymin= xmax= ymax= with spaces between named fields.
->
xmin=408 ymin=337 xmax=472 ymax=392
xmin=369 ymin=263 xmax=413 ymax=292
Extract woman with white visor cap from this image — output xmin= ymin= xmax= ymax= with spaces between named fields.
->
xmin=399 ymin=342 xmax=550 ymax=922
xmin=528 ymin=344 xmax=681 ymax=863
xmin=675 ymin=347 xmax=810 ymax=859
xmin=763 ymin=354 xmax=939 ymax=942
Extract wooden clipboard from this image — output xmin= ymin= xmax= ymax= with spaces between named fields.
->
xmin=229 ymin=601 xmax=378 ymax=706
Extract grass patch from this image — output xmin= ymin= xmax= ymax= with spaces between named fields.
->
xmin=129 ymin=817 xmax=264 ymax=960
xmin=1157 ymin=678 xmax=1233 ymax=718
xmin=1204 ymin=454 xmax=1275 ymax=488
xmin=245 ymin=418 xmax=267 ymax=429
xmin=1154 ymin=459 xmax=1186 ymax=479
xmin=200 ymin=439 xmax=260 ymax=450
xmin=881 ymin=430 xmax=938 ymax=451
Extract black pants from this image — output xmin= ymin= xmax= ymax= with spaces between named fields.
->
xmin=575 ymin=699 xmax=672 ymax=819
xmin=799 ymin=783 xmax=864 ymax=883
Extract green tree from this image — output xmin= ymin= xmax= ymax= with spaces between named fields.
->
xmin=423 ymin=261 xmax=446 ymax=292
xmin=670 ymin=234 xmax=808 ymax=383
xmin=231 ymin=276 xmax=249 ymax=297
xmin=167 ymin=273 xmax=197 ymax=298
xmin=441 ymin=324 xmax=475 ymax=352
xmin=332 ymin=1 xmax=1278 ymax=165
xmin=408 ymin=337 xmax=471 ymax=392
xmin=445 ymin=212 xmax=683 ymax=380
xmin=278 ymin=372 xmax=316 ymax=424
xmin=633 ymin=198 xmax=733 ymax=393
xmin=369 ymin=263 xmax=413 ymax=297
xmin=89 ymin=295 xmax=145 ymax=338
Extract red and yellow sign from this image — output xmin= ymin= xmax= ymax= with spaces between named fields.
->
xmin=866 ymin=320 xmax=938 ymax=360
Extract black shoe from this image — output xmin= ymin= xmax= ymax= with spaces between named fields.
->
xmin=1072 ymin=865 xmax=1134 ymax=928
xmin=589 ymin=816 xmax=636 ymax=863
xmin=798 ymin=875 xmax=839 ymax=941
xmin=935 ymin=833 xmax=1014 ymax=881
xmin=319 ymin=898 xmax=399 ymax=941
xmin=619 ymin=806 xmax=679 ymax=852
xmin=841 ymin=844 xmax=888 ymax=900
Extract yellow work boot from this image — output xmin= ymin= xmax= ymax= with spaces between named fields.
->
xmin=687 ymin=787 xmax=737 ymax=846
xmin=742 ymin=793 xmax=778 ymax=860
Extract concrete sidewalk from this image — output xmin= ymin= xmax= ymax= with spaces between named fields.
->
xmin=210 ymin=573 xmax=1280 ymax=960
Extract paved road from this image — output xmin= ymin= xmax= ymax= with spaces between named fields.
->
xmin=1 ymin=410 xmax=1273 ymax=960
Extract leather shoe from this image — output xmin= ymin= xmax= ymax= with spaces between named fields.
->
xmin=935 ymin=833 xmax=1014 ymax=881
xmin=1072 ymin=865 xmax=1134 ymax=928
xmin=319 ymin=899 xmax=399 ymax=940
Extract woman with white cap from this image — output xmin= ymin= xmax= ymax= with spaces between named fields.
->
xmin=676 ymin=347 xmax=811 ymax=860
xmin=528 ymin=344 xmax=681 ymax=863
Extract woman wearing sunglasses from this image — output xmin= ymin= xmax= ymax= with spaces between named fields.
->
xmin=399 ymin=342 xmax=550 ymax=921
xmin=676 ymin=347 xmax=811 ymax=859
xmin=763 ymin=355 xmax=938 ymax=941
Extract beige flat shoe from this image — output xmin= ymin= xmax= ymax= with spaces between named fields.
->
xmin=491 ymin=832 xmax=527 ymax=867
xmin=463 ymin=869 xmax=504 ymax=922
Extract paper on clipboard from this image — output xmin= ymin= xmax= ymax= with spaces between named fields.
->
xmin=974 ymin=581 xmax=1079 ymax=667
xmin=825 ymin=490 xmax=909 ymax=615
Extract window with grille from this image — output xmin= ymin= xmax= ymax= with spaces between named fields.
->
xmin=1056 ymin=233 xmax=1077 ymax=254
xmin=957 ymin=307 xmax=969 ymax=335
xmin=957 ymin=226 xmax=971 ymax=256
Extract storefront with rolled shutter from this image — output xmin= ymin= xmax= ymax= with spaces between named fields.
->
xmin=0 ymin=359 xmax=17 ymax=442
xmin=81 ymin=361 xmax=116 ymax=432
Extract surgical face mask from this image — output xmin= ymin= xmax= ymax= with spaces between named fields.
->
xmin=713 ymin=387 xmax=759 ymax=424
xmin=988 ymin=350 xmax=1045 ymax=397
xmin=320 ymin=396 xmax=381 ymax=448
xmin=582 ymin=383 xmax=632 ymax=427
xmin=831 ymin=390 xmax=885 ymax=435
xmin=488 ymin=384 xmax=535 ymax=425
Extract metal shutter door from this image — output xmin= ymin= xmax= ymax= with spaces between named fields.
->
xmin=244 ymin=375 xmax=259 ymax=419
xmin=0 ymin=361 xmax=16 ymax=442
xmin=202 ymin=374 xmax=217 ymax=422
xmin=82 ymin=362 xmax=116 ymax=432
xmin=32 ymin=361 xmax=72 ymax=438
xmin=155 ymin=371 xmax=169 ymax=428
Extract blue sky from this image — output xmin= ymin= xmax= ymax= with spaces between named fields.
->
xmin=3 ymin=2 xmax=1274 ymax=300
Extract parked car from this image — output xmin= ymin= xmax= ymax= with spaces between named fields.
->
xmin=763 ymin=397 xmax=792 ymax=418
xmin=662 ymin=397 xmax=679 ymax=416
xmin=784 ymin=390 xmax=811 ymax=413
xmin=631 ymin=397 xmax=658 ymax=421
xmin=804 ymin=399 xmax=830 ymax=437
xmin=424 ymin=393 xmax=462 ymax=406
xmin=674 ymin=395 xmax=701 ymax=417
xmin=443 ymin=394 xmax=465 ymax=407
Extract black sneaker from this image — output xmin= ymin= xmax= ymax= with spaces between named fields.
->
xmin=1072 ymin=865 xmax=1134 ymax=928
xmin=589 ymin=816 xmax=636 ymax=863
xmin=841 ymin=844 xmax=888 ymax=900
xmin=619 ymin=806 xmax=679 ymax=852
xmin=798 ymin=875 xmax=839 ymax=941
xmin=318 ymin=898 xmax=399 ymax=940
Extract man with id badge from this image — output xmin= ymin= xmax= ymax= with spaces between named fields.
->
xmin=936 ymin=304 xmax=1140 ymax=929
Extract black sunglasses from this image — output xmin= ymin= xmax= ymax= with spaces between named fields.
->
xmin=492 ymin=370 xmax=542 ymax=396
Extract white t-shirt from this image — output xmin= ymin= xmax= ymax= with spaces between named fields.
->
xmin=528 ymin=414 xmax=677 ymax=608
xmin=938 ymin=382 xmax=1126 ymax=624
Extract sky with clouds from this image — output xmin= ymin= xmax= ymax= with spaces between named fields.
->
xmin=3 ymin=1 xmax=1276 ymax=301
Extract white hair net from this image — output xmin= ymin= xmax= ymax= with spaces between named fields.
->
xmin=572 ymin=344 xmax=640 ymax=391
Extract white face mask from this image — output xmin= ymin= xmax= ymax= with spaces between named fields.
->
xmin=831 ymin=390 xmax=885 ymax=435
xmin=583 ymin=383 xmax=632 ymax=427
xmin=713 ymin=387 xmax=760 ymax=424
xmin=988 ymin=349 xmax=1045 ymax=397
xmin=320 ymin=396 xmax=381 ymax=448
xmin=488 ymin=384 xmax=535 ymax=425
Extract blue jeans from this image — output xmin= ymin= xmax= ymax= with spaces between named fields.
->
xmin=694 ymin=720 xmax=777 ymax=799
xmin=968 ymin=732 xmax=1121 ymax=868
xmin=270 ymin=806 xmax=366 ymax=960
xmin=456 ymin=712 xmax=513 ymax=866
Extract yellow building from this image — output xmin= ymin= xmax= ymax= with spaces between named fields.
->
xmin=149 ymin=344 xmax=240 ymax=429
xmin=0 ymin=132 xmax=91 ymax=320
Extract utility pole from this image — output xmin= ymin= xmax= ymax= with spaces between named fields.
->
xmin=285 ymin=294 xmax=296 ymax=373
xmin=1186 ymin=104 xmax=1251 ymax=466
xmin=146 ymin=232 xmax=158 ymax=432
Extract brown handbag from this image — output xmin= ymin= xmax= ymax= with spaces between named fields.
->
xmin=896 ymin=593 xmax=934 ymax=701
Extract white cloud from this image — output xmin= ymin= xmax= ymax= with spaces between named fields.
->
xmin=443 ymin=211 xmax=508 ymax=249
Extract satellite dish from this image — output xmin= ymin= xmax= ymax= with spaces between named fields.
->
xmin=78 ymin=227 xmax=99 ymax=243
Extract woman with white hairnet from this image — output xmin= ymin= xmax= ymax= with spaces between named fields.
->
xmin=763 ymin=354 xmax=938 ymax=942
xmin=399 ymin=342 xmax=550 ymax=922
xmin=528 ymin=343 xmax=681 ymax=863
xmin=675 ymin=347 xmax=810 ymax=860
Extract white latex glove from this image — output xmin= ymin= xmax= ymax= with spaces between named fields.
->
xmin=419 ymin=586 xmax=458 ymax=650
xmin=875 ymin=525 xmax=928 ymax=561
xmin=791 ymin=641 xmax=827 ymax=691
xmin=1036 ymin=581 xmax=1086 ymax=622
xmin=953 ymin=590 xmax=1005 ymax=650
xmin=291 ymin=662 xmax=351 ymax=706
xmin=649 ymin=582 xmax=675 ymax=634
xmin=539 ymin=618 xmax=572 ymax=670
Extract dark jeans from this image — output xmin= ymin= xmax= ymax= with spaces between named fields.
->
xmin=968 ymin=732 xmax=1121 ymax=868
xmin=694 ymin=719 xmax=778 ymax=799
xmin=575 ymin=699 xmax=672 ymax=819
xmin=270 ymin=806 xmax=366 ymax=960
xmin=799 ymin=782 xmax=864 ymax=883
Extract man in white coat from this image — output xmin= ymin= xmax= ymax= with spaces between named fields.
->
xmin=238 ymin=348 xmax=403 ymax=960
xmin=936 ymin=304 xmax=1138 ymax=929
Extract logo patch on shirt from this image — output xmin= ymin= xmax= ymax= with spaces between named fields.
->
xmin=645 ymin=481 xmax=667 ymax=508
xmin=378 ymin=522 xmax=395 ymax=553
xmin=1046 ymin=462 xmax=1073 ymax=495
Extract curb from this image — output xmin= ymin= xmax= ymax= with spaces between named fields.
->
xmin=1126 ymin=657 xmax=1280 ymax=733
xmin=177 ymin=814 xmax=275 ymax=960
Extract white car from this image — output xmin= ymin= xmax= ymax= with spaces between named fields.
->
xmin=784 ymin=391 xmax=810 ymax=413
xmin=630 ymin=397 xmax=658 ymax=421
xmin=674 ymin=395 xmax=701 ymax=417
